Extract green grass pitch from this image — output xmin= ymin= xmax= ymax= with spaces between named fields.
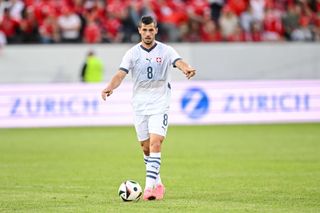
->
xmin=0 ymin=124 xmax=320 ymax=212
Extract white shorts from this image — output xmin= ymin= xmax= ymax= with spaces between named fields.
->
xmin=134 ymin=113 xmax=169 ymax=141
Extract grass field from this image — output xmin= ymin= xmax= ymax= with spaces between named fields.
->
xmin=0 ymin=124 xmax=320 ymax=213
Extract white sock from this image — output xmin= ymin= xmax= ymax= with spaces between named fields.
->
xmin=144 ymin=154 xmax=162 ymax=186
xmin=143 ymin=154 xmax=149 ymax=168
xmin=156 ymin=173 xmax=162 ymax=185
xmin=145 ymin=152 xmax=161 ymax=189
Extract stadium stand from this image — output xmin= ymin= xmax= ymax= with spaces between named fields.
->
xmin=0 ymin=0 xmax=319 ymax=44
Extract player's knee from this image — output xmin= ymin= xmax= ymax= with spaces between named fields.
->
xmin=149 ymin=134 xmax=164 ymax=152
xmin=150 ymin=140 xmax=161 ymax=152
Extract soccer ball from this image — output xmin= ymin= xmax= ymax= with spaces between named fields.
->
xmin=118 ymin=180 xmax=142 ymax=202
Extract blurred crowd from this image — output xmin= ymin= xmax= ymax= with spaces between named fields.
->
xmin=0 ymin=0 xmax=320 ymax=45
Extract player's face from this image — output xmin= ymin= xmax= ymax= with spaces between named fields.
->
xmin=138 ymin=23 xmax=158 ymax=46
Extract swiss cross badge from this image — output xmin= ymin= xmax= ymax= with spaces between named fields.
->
xmin=156 ymin=57 xmax=162 ymax=63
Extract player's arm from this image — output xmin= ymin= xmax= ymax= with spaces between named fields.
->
xmin=175 ymin=59 xmax=196 ymax=79
xmin=101 ymin=70 xmax=127 ymax=101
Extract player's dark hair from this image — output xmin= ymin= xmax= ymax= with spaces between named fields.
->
xmin=139 ymin=16 xmax=157 ymax=27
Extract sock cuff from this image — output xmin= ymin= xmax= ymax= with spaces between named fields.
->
xmin=150 ymin=152 xmax=161 ymax=158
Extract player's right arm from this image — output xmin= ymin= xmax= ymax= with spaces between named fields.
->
xmin=101 ymin=70 xmax=127 ymax=101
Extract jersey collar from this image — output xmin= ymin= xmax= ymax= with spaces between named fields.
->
xmin=140 ymin=42 xmax=157 ymax=53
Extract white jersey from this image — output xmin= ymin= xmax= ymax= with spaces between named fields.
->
xmin=119 ymin=41 xmax=181 ymax=115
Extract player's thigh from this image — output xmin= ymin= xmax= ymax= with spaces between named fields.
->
xmin=148 ymin=113 xmax=169 ymax=138
xmin=134 ymin=114 xmax=149 ymax=141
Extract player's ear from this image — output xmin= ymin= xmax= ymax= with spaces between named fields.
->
xmin=155 ymin=27 xmax=158 ymax=35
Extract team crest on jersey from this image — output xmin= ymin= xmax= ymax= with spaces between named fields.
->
xmin=156 ymin=57 xmax=162 ymax=64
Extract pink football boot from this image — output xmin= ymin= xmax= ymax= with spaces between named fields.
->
xmin=155 ymin=183 xmax=165 ymax=200
xmin=143 ymin=188 xmax=156 ymax=201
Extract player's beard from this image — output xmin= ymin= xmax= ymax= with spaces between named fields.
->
xmin=143 ymin=37 xmax=153 ymax=46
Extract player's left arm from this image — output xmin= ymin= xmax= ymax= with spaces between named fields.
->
xmin=174 ymin=59 xmax=196 ymax=79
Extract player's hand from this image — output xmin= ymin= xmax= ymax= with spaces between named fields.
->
xmin=101 ymin=87 xmax=113 ymax=101
xmin=184 ymin=67 xmax=196 ymax=79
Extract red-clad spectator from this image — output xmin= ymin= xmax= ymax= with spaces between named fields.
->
xmin=95 ymin=0 xmax=106 ymax=21
xmin=83 ymin=16 xmax=101 ymax=43
xmin=316 ymin=0 xmax=320 ymax=12
xmin=23 ymin=0 xmax=35 ymax=7
xmin=263 ymin=6 xmax=284 ymax=41
xmin=265 ymin=0 xmax=274 ymax=9
xmin=39 ymin=12 xmax=59 ymax=43
xmin=100 ymin=13 xmax=123 ymax=43
xmin=154 ymin=0 xmax=186 ymax=24
xmin=72 ymin=0 xmax=85 ymax=15
xmin=186 ymin=0 xmax=210 ymax=22
xmin=315 ymin=12 xmax=320 ymax=27
xmin=228 ymin=0 xmax=248 ymax=16
xmin=106 ymin=0 xmax=128 ymax=20
xmin=33 ymin=0 xmax=57 ymax=25
xmin=82 ymin=6 xmax=99 ymax=25
xmin=153 ymin=0 xmax=187 ymax=42
xmin=19 ymin=7 xmax=39 ymax=43
xmin=299 ymin=0 xmax=313 ymax=16
xmin=270 ymin=0 xmax=289 ymax=12
xmin=0 ymin=8 xmax=20 ymax=43
xmin=200 ymin=18 xmax=222 ymax=42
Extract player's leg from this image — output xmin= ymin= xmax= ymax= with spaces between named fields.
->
xmin=141 ymin=138 xmax=163 ymax=186
xmin=140 ymin=139 xmax=150 ymax=167
xmin=134 ymin=115 xmax=156 ymax=200
xmin=147 ymin=133 xmax=164 ymax=187
xmin=140 ymin=139 xmax=157 ymax=200
xmin=134 ymin=115 xmax=149 ymax=175
xmin=148 ymin=113 xmax=169 ymax=200
xmin=149 ymin=133 xmax=165 ymax=200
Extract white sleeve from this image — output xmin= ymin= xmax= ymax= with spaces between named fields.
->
xmin=168 ymin=46 xmax=182 ymax=67
xmin=119 ymin=49 xmax=133 ymax=73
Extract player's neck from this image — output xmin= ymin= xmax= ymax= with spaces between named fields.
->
xmin=141 ymin=41 xmax=156 ymax=50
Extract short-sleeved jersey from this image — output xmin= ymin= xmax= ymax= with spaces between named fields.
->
xmin=119 ymin=41 xmax=181 ymax=115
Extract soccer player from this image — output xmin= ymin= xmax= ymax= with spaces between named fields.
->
xmin=101 ymin=16 xmax=196 ymax=201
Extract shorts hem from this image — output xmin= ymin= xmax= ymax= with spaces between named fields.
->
xmin=138 ymin=136 xmax=150 ymax=142
xmin=149 ymin=130 xmax=166 ymax=138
